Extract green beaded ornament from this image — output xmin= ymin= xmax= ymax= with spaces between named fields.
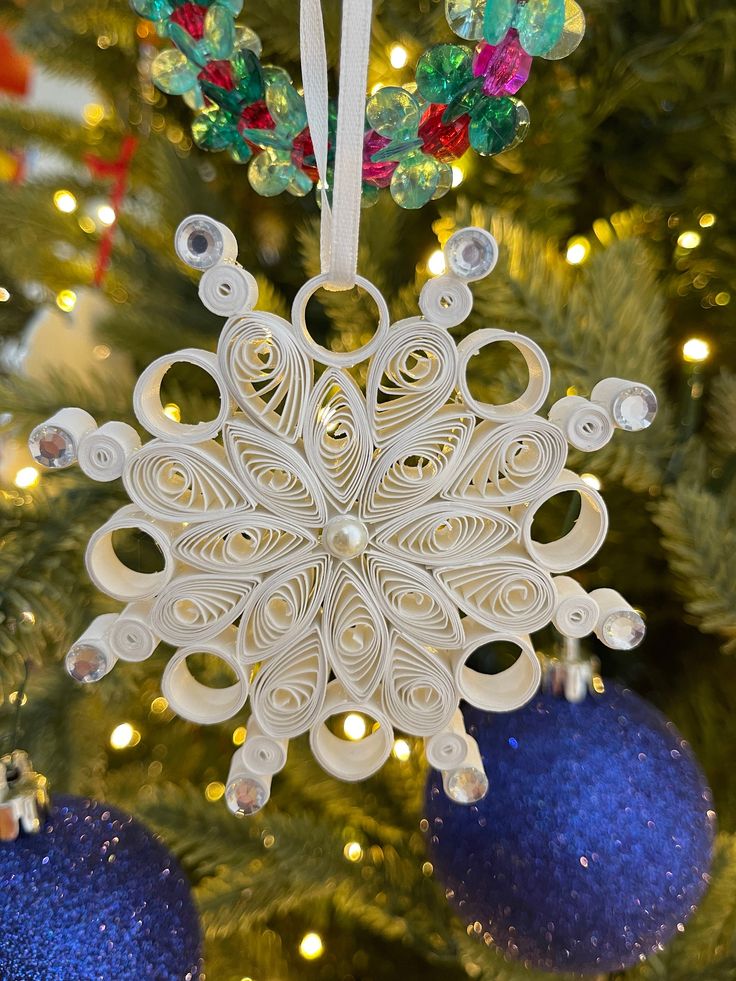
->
xmin=415 ymin=45 xmax=473 ymax=105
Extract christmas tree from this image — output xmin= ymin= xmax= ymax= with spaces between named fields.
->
xmin=1 ymin=0 xmax=735 ymax=978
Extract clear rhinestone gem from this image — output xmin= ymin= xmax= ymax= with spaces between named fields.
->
xmin=542 ymin=0 xmax=586 ymax=61
xmin=445 ymin=0 xmax=486 ymax=40
xmin=445 ymin=228 xmax=499 ymax=281
xmin=602 ymin=610 xmax=646 ymax=650
xmin=612 ymin=385 xmax=657 ymax=431
xmin=65 ymin=643 xmax=110 ymax=683
xmin=226 ymin=776 xmax=268 ymax=816
xmin=28 ymin=425 xmax=75 ymax=469
xmin=447 ymin=765 xmax=489 ymax=803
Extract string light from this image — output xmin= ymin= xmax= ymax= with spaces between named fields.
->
xmin=392 ymin=738 xmax=411 ymax=761
xmin=343 ymin=841 xmax=363 ymax=862
xmin=427 ymin=249 xmax=446 ymax=276
xmin=715 ymin=292 xmax=731 ymax=307
xmin=14 ymin=467 xmax=39 ymax=489
xmin=389 ymin=43 xmax=409 ymax=69
xmin=205 ymin=781 xmax=225 ymax=801
xmin=93 ymin=344 xmax=111 ymax=360
xmin=150 ymin=695 xmax=169 ymax=713
xmin=299 ymin=933 xmax=324 ymax=960
xmin=699 ymin=213 xmax=716 ymax=228
xmin=110 ymin=722 xmax=139 ymax=750
xmin=82 ymin=103 xmax=105 ymax=126
xmin=53 ymin=190 xmax=77 ymax=214
xmin=682 ymin=337 xmax=710 ymax=364
xmin=232 ymin=725 xmax=247 ymax=746
xmin=56 ymin=289 xmax=77 ymax=312
xmin=565 ymin=237 xmax=590 ymax=266
xmin=451 ymin=165 xmax=464 ymax=187
xmin=0 ymin=288 xmax=9 ymax=302
xmin=78 ymin=216 xmax=96 ymax=234
xmin=370 ymin=82 xmax=385 ymax=95
xmin=580 ymin=473 xmax=602 ymax=491
xmin=163 ymin=403 xmax=181 ymax=422
xmin=677 ymin=230 xmax=701 ymax=250
xmin=9 ymin=691 xmax=28 ymax=707
xmin=343 ymin=713 xmax=367 ymax=740
xmin=97 ymin=204 xmax=116 ymax=226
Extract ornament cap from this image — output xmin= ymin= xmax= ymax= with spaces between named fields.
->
xmin=0 ymin=751 xmax=50 ymax=841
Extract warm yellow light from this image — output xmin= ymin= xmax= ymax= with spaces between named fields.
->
xmin=389 ymin=43 xmax=409 ymax=69
xmin=232 ymin=725 xmax=247 ymax=746
xmin=392 ymin=738 xmax=411 ymax=761
xmin=580 ymin=472 xmax=602 ymax=491
xmin=370 ymin=82 xmax=385 ymax=95
xmin=0 ymin=288 xmax=9 ymax=302
xmin=677 ymin=230 xmax=701 ymax=250
xmin=53 ymin=190 xmax=77 ymax=214
xmin=93 ymin=344 xmax=111 ymax=360
xmin=79 ymin=216 xmax=96 ymax=234
xmin=20 ymin=610 xmax=36 ymax=625
xmin=344 ymin=713 xmax=367 ymax=740
xmin=699 ymin=213 xmax=716 ymax=228
xmin=715 ymin=291 xmax=731 ymax=306
xmin=451 ymin=165 xmax=464 ymax=187
xmin=110 ymin=722 xmax=135 ymax=750
xmin=422 ymin=861 xmax=434 ymax=876
xmin=566 ymin=385 xmax=578 ymax=396
xmin=14 ymin=467 xmax=39 ymax=489
xmin=344 ymin=841 xmax=363 ymax=862
xmin=163 ymin=403 xmax=181 ymax=422
xmin=9 ymin=691 xmax=28 ymax=706
xmin=56 ymin=289 xmax=77 ymax=312
xmin=682 ymin=337 xmax=710 ymax=364
xmin=299 ymin=932 xmax=324 ymax=960
xmin=205 ymin=781 xmax=225 ymax=802
xmin=83 ymin=102 xmax=105 ymax=126
xmin=97 ymin=204 xmax=116 ymax=226
xmin=565 ymin=237 xmax=590 ymax=265
xmin=427 ymin=249 xmax=446 ymax=276
xmin=150 ymin=696 xmax=169 ymax=714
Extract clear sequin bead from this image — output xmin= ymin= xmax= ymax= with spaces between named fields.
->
xmin=602 ymin=611 xmax=646 ymax=650
xmin=28 ymin=424 xmax=76 ymax=469
xmin=445 ymin=227 xmax=499 ymax=281
xmin=226 ymin=776 xmax=267 ymax=816
xmin=65 ymin=644 xmax=110 ymax=683
xmin=446 ymin=0 xmax=486 ymax=39
xmin=447 ymin=766 xmax=489 ymax=803
xmin=612 ymin=385 xmax=658 ymax=431
xmin=542 ymin=0 xmax=586 ymax=60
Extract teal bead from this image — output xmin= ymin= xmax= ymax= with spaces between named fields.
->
xmin=130 ymin=0 xmax=172 ymax=20
xmin=366 ymin=87 xmax=420 ymax=137
xmin=183 ymin=86 xmax=206 ymax=110
xmin=191 ymin=109 xmax=233 ymax=151
xmin=287 ymin=168 xmax=314 ymax=197
xmin=204 ymin=5 xmax=235 ymax=59
xmin=234 ymin=24 xmax=262 ymax=57
xmin=218 ymin=0 xmax=244 ymax=13
xmin=231 ymin=48 xmax=264 ymax=103
xmin=151 ymin=49 xmax=199 ymax=95
xmin=240 ymin=127 xmax=291 ymax=152
xmin=248 ymin=149 xmax=292 ymax=196
xmin=415 ymin=44 xmax=474 ymax=105
xmin=361 ymin=183 xmax=380 ymax=208
xmin=468 ymin=96 xmax=524 ymax=155
xmin=265 ymin=72 xmax=307 ymax=137
xmin=168 ymin=23 xmax=207 ymax=67
xmin=390 ymin=151 xmax=441 ymax=209
xmin=507 ymin=97 xmax=530 ymax=147
xmin=515 ymin=0 xmax=565 ymax=55
xmin=432 ymin=161 xmax=454 ymax=199
xmin=371 ymin=134 xmax=423 ymax=163
xmin=229 ymin=139 xmax=253 ymax=164
xmin=445 ymin=0 xmax=486 ymax=40
xmin=483 ymin=0 xmax=516 ymax=44
xmin=442 ymin=76 xmax=482 ymax=122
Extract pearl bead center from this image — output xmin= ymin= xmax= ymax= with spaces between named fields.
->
xmin=323 ymin=515 xmax=369 ymax=560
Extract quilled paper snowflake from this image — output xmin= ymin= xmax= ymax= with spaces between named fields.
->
xmin=29 ymin=217 xmax=657 ymax=815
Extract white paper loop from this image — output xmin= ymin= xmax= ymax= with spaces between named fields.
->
xmin=240 ymin=717 xmax=288 ymax=775
xmin=161 ymin=626 xmax=249 ymax=724
xmin=548 ymin=395 xmax=614 ymax=452
xmin=85 ymin=504 xmax=174 ymax=602
xmin=309 ymin=681 xmax=393 ymax=781
xmin=106 ymin=600 xmax=160 ymax=662
xmin=449 ymin=618 xmax=541 ymax=711
xmin=78 ymin=421 xmax=141 ymax=482
xmin=418 ymin=275 xmax=473 ymax=328
xmin=424 ymin=709 xmax=469 ymax=770
xmin=65 ymin=613 xmax=118 ymax=680
xmin=199 ymin=263 xmax=258 ymax=316
xmin=552 ymin=575 xmax=599 ymax=638
xmin=457 ymin=329 xmax=551 ymax=421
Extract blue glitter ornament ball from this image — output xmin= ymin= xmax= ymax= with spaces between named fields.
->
xmin=425 ymin=685 xmax=716 ymax=974
xmin=0 ymin=795 xmax=201 ymax=980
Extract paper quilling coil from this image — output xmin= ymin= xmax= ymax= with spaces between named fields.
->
xmin=445 ymin=417 xmax=567 ymax=506
xmin=133 ymin=348 xmax=231 ymax=443
xmin=151 ymin=573 xmax=257 ymax=645
xmin=418 ymin=274 xmax=473 ymax=328
xmin=85 ymin=504 xmax=174 ymax=602
xmin=240 ymin=717 xmax=288 ymax=775
xmin=225 ymin=750 xmax=272 ymax=816
xmin=124 ymin=440 xmax=248 ymax=522
xmin=424 ymin=709 xmax=470 ymax=770
xmin=106 ymin=600 xmax=159 ymax=662
xmin=161 ymin=626 xmax=249 ymax=725
xmin=552 ymin=575 xmax=599 ymax=638
xmin=547 ymin=395 xmax=614 ymax=452
xmin=589 ymin=587 xmax=646 ymax=650
xmin=590 ymin=377 xmax=657 ymax=432
xmin=250 ymin=628 xmax=328 ymax=738
xmin=309 ymin=681 xmax=394 ymax=781
xmin=217 ymin=311 xmax=312 ymax=444
xmin=518 ymin=469 xmax=608 ymax=574
xmin=381 ymin=632 xmax=457 ymax=736
xmin=78 ymin=421 xmax=141 ymax=482
xmin=456 ymin=328 xmax=551 ymax=421
xmin=449 ymin=619 xmax=541 ymax=712
xmin=366 ymin=317 xmax=458 ymax=443
xmin=198 ymin=263 xmax=258 ymax=316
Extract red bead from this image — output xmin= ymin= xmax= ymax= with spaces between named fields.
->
xmin=198 ymin=60 xmax=235 ymax=91
xmin=237 ymin=100 xmax=276 ymax=150
xmin=418 ymin=104 xmax=470 ymax=162
xmin=169 ymin=3 xmax=207 ymax=40
xmin=292 ymin=129 xmax=319 ymax=183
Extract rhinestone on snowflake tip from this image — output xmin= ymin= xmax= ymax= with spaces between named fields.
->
xmin=225 ymin=775 xmax=269 ymax=816
xmin=65 ymin=643 xmax=111 ymax=683
xmin=445 ymin=765 xmax=489 ymax=803
xmin=602 ymin=611 xmax=646 ymax=650
xmin=612 ymin=386 xmax=658 ymax=431
xmin=28 ymin=425 xmax=76 ymax=469
xmin=445 ymin=227 xmax=499 ymax=281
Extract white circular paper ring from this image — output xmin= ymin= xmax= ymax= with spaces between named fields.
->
xmin=519 ymin=470 xmax=608 ymax=574
xmin=425 ymin=711 xmax=469 ymax=770
xmin=547 ymin=395 xmax=614 ymax=452
xmin=133 ymin=348 xmax=230 ymax=443
xmin=162 ymin=630 xmax=249 ymax=725
xmin=241 ymin=718 xmax=288 ymax=775
xmin=85 ymin=505 xmax=174 ymax=602
xmin=418 ymin=275 xmax=473 ymax=328
xmin=453 ymin=629 xmax=541 ymax=712
xmin=309 ymin=682 xmax=394 ymax=781
xmin=199 ymin=264 xmax=258 ymax=316
xmin=78 ymin=421 xmax=141 ymax=482
xmin=457 ymin=328 xmax=551 ymax=421
xmin=106 ymin=601 xmax=160 ymax=662
xmin=552 ymin=575 xmax=599 ymax=638
xmin=291 ymin=273 xmax=390 ymax=367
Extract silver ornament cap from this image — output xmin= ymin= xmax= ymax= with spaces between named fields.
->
xmin=0 ymin=751 xmax=50 ymax=841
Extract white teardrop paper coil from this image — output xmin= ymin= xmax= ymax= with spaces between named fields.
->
xmin=60 ymin=223 xmax=654 ymax=804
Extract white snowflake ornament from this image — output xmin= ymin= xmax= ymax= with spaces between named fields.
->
xmin=31 ymin=216 xmax=657 ymax=815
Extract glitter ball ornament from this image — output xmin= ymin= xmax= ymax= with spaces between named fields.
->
xmin=425 ymin=686 xmax=716 ymax=974
xmin=0 ymin=795 xmax=201 ymax=980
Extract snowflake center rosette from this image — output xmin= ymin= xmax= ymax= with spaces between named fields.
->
xmin=30 ymin=218 xmax=657 ymax=816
